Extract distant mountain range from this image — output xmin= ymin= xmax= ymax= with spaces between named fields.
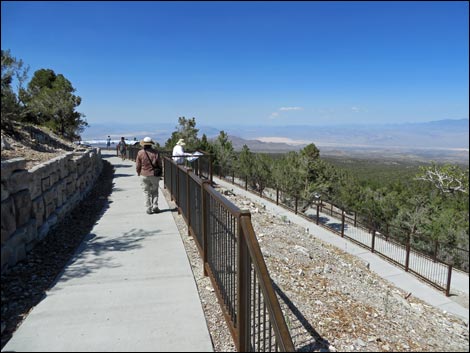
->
xmin=222 ymin=119 xmax=469 ymax=150
xmin=82 ymin=119 xmax=469 ymax=159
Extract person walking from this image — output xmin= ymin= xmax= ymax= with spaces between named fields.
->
xmin=117 ymin=137 xmax=127 ymax=160
xmin=136 ymin=137 xmax=163 ymax=214
xmin=106 ymin=136 xmax=111 ymax=150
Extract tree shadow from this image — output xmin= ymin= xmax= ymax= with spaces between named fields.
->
xmin=273 ymin=282 xmax=331 ymax=352
xmin=113 ymin=173 xmax=133 ymax=178
xmin=51 ymin=228 xmax=161 ymax=286
xmin=111 ymin=164 xmax=133 ymax=169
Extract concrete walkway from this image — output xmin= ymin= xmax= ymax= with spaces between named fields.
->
xmin=214 ymin=177 xmax=469 ymax=324
xmin=3 ymin=152 xmax=213 ymax=352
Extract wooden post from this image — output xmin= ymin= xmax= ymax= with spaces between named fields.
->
xmin=295 ymin=196 xmax=298 ymax=214
xmin=276 ymin=188 xmax=279 ymax=205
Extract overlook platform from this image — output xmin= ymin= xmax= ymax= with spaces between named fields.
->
xmin=2 ymin=151 xmax=213 ymax=352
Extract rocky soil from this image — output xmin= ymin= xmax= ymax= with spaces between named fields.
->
xmin=168 ymin=184 xmax=469 ymax=352
xmin=1 ymin=122 xmax=78 ymax=169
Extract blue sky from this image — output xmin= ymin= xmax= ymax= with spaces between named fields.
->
xmin=1 ymin=1 xmax=469 ymax=129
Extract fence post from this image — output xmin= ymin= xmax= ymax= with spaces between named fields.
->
xmin=405 ymin=234 xmax=411 ymax=272
xmin=371 ymin=228 xmax=376 ymax=253
xmin=176 ymin=166 xmax=180 ymax=214
xmin=354 ymin=212 xmax=357 ymax=227
xmin=232 ymin=170 xmax=235 ymax=184
xmin=245 ymin=176 xmax=248 ymax=191
xmin=186 ymin=169 xmax=192 ymax=236
xmin=201 ymin=181 xmax=209 ymax=277
xmin=237 ymin=214 xmax=250 ymax=352
xmin=433 ymin=240 xmax=439 ymax=262
xmin=209 ymin=155 xmax=213 ymax=185
xmin=445 ymin=265 xmax=452 ymax=297
xmin=276 ymin=188 xmax=279 ymax=205
xmin=316 ymin=203 xmax=319 ymax=225
xmin=341 ymin=211 xmax=345 ymax=237
xmin=295 ymin=196 xmax=298 ymax=214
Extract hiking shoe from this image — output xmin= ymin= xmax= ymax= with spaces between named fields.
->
xmin=152 ymin=207 xmax=160 ymax=214
xmin=146 ymin=209 xmax=153 ymax=214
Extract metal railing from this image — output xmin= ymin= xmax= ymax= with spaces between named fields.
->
xmin=216 ymin=171 xmax=465 ymax=297
xmin=163 ymin=156 xmax=294 ymax=352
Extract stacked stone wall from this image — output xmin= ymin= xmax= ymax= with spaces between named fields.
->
xmin=1 ymin=148 xmax=103 ymax=272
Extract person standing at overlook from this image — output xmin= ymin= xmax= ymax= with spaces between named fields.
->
xmin=106 ymin=136 xmax=111 ymax=150
xmin=136 ymin=137 xmax=162 ymax=214
xmin=172 ymin=139 xmax=189 ymax=165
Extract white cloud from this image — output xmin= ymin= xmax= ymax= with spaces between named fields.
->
xmin=279 ymin=106 xmax=303 ymax=111
xmin=351 ymin=106 xmax=368 ymax=113
xmin=269 ymin=112 xmax=280 ymax=119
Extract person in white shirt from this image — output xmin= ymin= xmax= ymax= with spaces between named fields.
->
xmin=172 ymin=139 xmax=188 ymax=165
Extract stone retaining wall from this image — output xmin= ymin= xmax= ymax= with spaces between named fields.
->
xmin=1 ymin=148 xmax=103 ymax=272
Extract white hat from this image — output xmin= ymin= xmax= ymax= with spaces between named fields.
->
xmin=140 ymin=136 xmax=154 ymax=146
xmin=176 ymin=139 xmax=186 ymax=146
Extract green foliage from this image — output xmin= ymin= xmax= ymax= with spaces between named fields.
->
xmin=1 ymin=49 xmax=29 ymax=127
xmin=236 ymin=144 xmax=255 ymax=179
xmin=212 ymin=130 xmax=235 ymax=175
xmin=165 ymin=116 xmax=200 ymax=150
xmin=20 ymin=69 xmax=87 ymax=140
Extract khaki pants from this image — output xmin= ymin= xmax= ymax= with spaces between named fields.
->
xmin=141 ymin=176 xmax=160 ymax=212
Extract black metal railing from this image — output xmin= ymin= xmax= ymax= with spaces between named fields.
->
xmin=216 ymin=171 xmax=465 ymax=297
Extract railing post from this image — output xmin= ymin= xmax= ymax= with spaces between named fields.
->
xmin=176 ymin=166 xmax=180 ymax=214
xmin=371 ymin=228 xmax=376 ymax=253
xmin=245 ymin=176 xmax=248 ymax=191
xmin=405 ymin=234 xmax=411 ymax=271
xmin=201 ymin=181 xmax=209 ymax=277
xmin=187 ymin=168 xmax=192 ymax=236
xmin=445 ymin=265 xmax=452 ymax=297
xmin=209 ymin=155 xmax=213 ymax=185
xmin=354 ymin=212 xmax=357 ymax=227
xmin=237 ymin=213 xmax=250 ymax=352
xmin=433 ymin=240 xmax=439 ymax=262
xmin=341 ymin=211 xmax=345 ymax=237
xmin=316 ymin=203 xmax=320 ymax=225
xmin=276 ymin=188 xmax=279 ymax=205
xmin=295 ymin=196 xmax=298 ymax=214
